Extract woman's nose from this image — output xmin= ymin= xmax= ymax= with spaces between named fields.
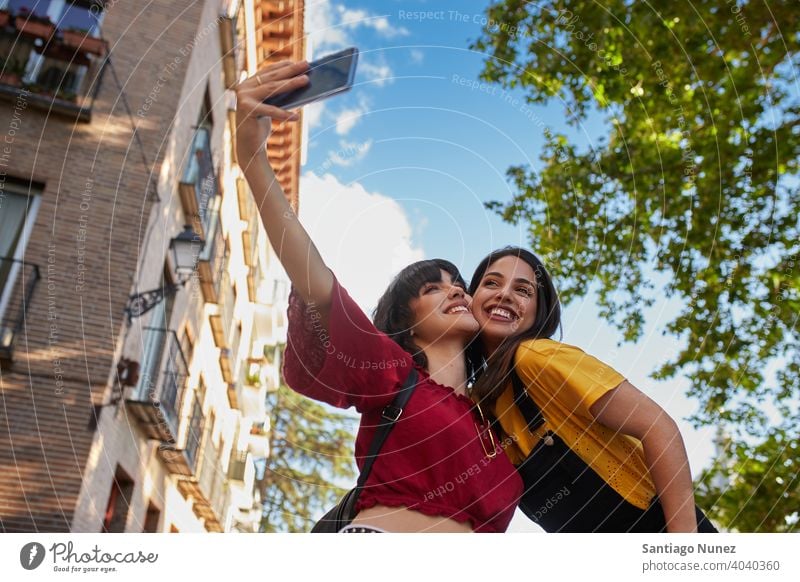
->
xmin=494 ymin=285 xmax=512 ymax=302
xmin=449 ymin=285 xmax=465 ymax=298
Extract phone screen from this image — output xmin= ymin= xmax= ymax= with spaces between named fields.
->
xmin=264 ymin=48 xmax=358 ymax=109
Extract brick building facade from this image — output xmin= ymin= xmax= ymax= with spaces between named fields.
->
xmin=0 ymin=0 xmax=305 ymax=533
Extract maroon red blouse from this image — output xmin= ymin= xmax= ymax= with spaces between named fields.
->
xmin=282 ymin=275 xmax=522 ymax=532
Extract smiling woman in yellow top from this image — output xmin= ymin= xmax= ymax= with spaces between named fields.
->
xmin=467 ymin=246 xmax=717 ymax=533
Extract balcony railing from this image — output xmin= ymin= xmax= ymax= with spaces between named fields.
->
xmin=156 ymin=387 xmax=205 ymax=476
xmin=0 ymin=257 xmax=40 ymax=369
xmin=197 ymin=206 xmax=226 ymax=304
xmin=219 ymin=317 xmax=241 ymax=386
xmin=228 ymin=449 xmax=249 ymax=482
xmin=209 ymin=268 xmax=233 ymax=348
xmin=178 ymin=127 xmax=219 ymax=240
xmin=125 ymin=328 xmax=189 ymax=445
xmin=178 ymin=428 xmax=227 ymax=532
xmin=0 ymin=9 xmax=108 ymax=122
xmin=183 ymin=391 xmax=204 ymax=470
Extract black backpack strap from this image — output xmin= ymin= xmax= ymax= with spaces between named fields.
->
xmin=355 ymin=367 xmax=418 ymax=489
xmin=511 ymin=371 xmax=545 ymax=433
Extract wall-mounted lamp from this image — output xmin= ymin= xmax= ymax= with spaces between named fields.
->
xmin=124 ymin=225 xmax=203 ymax=323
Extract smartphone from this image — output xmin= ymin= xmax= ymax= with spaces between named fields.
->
xmin=264 ymin=47 xmax=359 ymax=109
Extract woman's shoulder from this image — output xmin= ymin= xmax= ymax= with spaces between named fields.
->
xmin=517 ymin=337 xmax=580 ymax=355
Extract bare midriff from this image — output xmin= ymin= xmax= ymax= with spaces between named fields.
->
xmin=351 ymin=505 xmax=473 ymax=533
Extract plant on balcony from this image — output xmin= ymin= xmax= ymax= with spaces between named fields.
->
xmin=56 ymin=87 xmax=78 ymax=103
xmin=263 ymin=342 xmax=285 ymax=365
xmin=24 ymin=82 xmax=50 ymax=96
xmin=244 ymin=369 xmax=262 ymax=387
xmin=61 ymin=27 xmax=106 ymax=56
xmin=14 ymin=9 xmax=55 ymax=40
xmin=0 ymin=57 xmax=26 ymax=87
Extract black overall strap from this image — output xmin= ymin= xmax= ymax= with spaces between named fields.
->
xmin=355 ymin=368 xmax=418 ymax=489
xmin=511 ymin=371 xmax=546 ymax=433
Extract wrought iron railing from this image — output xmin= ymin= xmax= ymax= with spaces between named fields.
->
xmin=179 ymin=127 xmax=218 ymax=238
xmin=129 ymin=327 xmax=189 ymax=440
xmin=184 ymin=391 xmax=205 ymax=471
xmin=228 ymin=449 xmax=249 ymax=482
xmin=0 ymin=257 xmax=40 ymax=367
xmin=197 ymin=431 xmax=227 ymax=522
xmin=197 ymin=207 xmax=227 ymax=304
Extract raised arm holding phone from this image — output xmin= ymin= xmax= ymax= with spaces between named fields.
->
xmin=234 ymin=60 xmax=523 ymax=533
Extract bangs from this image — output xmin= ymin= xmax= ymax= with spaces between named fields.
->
xmin=394 ymin=259 xmax=465 ymax=299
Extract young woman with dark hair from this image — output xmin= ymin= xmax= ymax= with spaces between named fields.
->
xmin=467 ymin=246 xmax=717 ymax=532
xmin=235 ymin=62 xmax=521 ymax=533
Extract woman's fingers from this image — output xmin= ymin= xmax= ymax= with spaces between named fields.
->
xmin=262 ymin=60 xmax=309 ymax=81
xmin=239 ymin=74 xmax=309 ymax=107
xmin=265 ymin=74 xmax=310 ymax=97
xmin=246 ymin=103 xmax=300 ymax=122
xmin=241 ymin=60 xmax=309 ymax=90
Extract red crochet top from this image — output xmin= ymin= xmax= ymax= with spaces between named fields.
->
xmin=282 ymin=275 xmax=522 ymax=533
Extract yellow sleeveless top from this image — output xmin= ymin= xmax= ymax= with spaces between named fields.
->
xmin=495 ymin=338 xmax=656 ymax=510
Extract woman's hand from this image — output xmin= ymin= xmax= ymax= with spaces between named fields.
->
xmin=233 ymin=59 xmax=334 ymax=316
xmin=235 ymin=60 xmax=310 ymax=168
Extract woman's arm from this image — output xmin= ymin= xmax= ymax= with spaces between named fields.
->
xmin=235 ymin=61 xmax=334 ymax=321
xmin=589 ymin=380 xmax=699 ymax=533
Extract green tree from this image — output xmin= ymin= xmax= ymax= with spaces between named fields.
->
xmin=258 ymin=383 xmax=357 ymax=532
xmin=472 ymin=0 xmax=799 ymax=531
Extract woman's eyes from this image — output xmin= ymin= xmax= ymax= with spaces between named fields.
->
xmin=423 ymin=283 xmax=466 ymax=294
xmin=484 ymin=279 xmax=533 ymax=296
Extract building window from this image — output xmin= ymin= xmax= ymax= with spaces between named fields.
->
xmin=184 ymin=386 xmax=205 ymax=471
xmin=0 ymin=179 xmax=41 ymax=321
xmin=142 ymin=501 xmax=161 ymax=533
xmin=136 ymin=263 xmax=176 ymax=398
xmin=101 ymin=465 xmax=134 ymax=533
xmin=5 ymin=1 xmax=105 ymax=32
xmin=59 ymin=1 xmax=104 ymax=35
xmin=199 ymin=87 xmax=213 ymax=130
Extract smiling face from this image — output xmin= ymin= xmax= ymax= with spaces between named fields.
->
xmin=408 ymin=269 xmax=480 ymax=345
xmin=471 ymin=255 xmax=538 ymax=353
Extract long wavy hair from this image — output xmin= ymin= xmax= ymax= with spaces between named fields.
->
xmin=467 ymin=247 xmax=562 ymax=409
xmin=372 ymin=259 xmax=469 ymax=371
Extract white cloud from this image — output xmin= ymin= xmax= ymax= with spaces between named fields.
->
xmin=305 ymin=1 xmax=349 ymax=52
xmin=306 ymin=0 xmax=409 ymax=53
xmin=335 ymin=101 xmax=368 ymax=135
xmin=338 ymin=7 xmax=409 ymax=38
xmin=327 ymin=139 xmax=372 ymax=167
xmin=359 ymin=59 xmax=393 ymax=87
xmin=298 ymin=172 xmax=425 ymax=311
xmin=410 ymin=49 xmax=425 ymax=64
xmin=303 ymin=100 xmax=326 ymax=131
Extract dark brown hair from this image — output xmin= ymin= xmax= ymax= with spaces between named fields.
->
xmin=467 ymin=247 xmax=562 ymax=409
xmin=372 ymin=259 xmax=468 ymax=370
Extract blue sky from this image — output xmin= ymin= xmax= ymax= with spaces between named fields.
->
xmin=296 ymin=0 xmax=718 ymax=531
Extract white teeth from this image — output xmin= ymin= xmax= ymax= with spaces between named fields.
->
xmin=490 ymin=307 xmax=515 ymax=320
xmin=446 ymin=305 xmax=469 ymax=315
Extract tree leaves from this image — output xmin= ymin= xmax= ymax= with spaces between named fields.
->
xmin=473 ymin=0 xmax=799 ymax=531
xmin=258 ymin=384 xmax=357 ymax=532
